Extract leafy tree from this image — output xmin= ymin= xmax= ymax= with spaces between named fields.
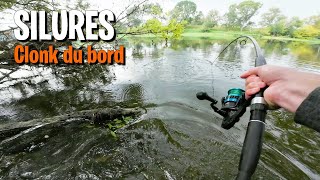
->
xmin=260 ymin=8 xmax=291 ymax=36
xmin=0 ymin=0 xmax=15 ymax=10
xmin=0 ymin=0 xmax=57 ymax=11
xmin=73 ymin=0 xmax=90 ymax=11
xmin=128 ymin=17 xmax=186 ymax=46
xmin=293 ymin=25 xmax=320 ymax=39
xmin=126 ymin=6 xmax=144 ymax=27
xmin=122 ymin=2 xmax=186 ymax=44
xmin=192 ymin=11 xmax=204 ymax=25
xmin=302 ymin=15 xmax=320 ymax=38
xmin=259 ymin=8 xmax=286 ymax=27
xmin=148 ymin=3 xmax=163 ymax=17
xmin=286 ymin=17 xmax=303 ymax=37
xmin=224 ymin=0 xmax=262 ymax=31
xmin=143 ymin=18 xmax=162 ymax=33
xmin=143 ymin=18 xmax=186 ymax=41
xmin=307 ymin=15 xmax=320 ymax=29
xmin=203 ymin=10 xmax=220 ymax=28
xmin=115 ymin=2 xmax=165 ymax=38
xmin=125 ymin=3 xmax=163 ymax=28
xmin=171 ymin=0 xmax=197 ymax=23
xmin=269 ymin=18 xmax=287 ymax=36
xmin=161 ymin=19 xmax=186 ymax=40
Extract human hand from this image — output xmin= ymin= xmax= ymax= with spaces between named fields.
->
xmin=240 ymin=65 xmax=320 ymax=112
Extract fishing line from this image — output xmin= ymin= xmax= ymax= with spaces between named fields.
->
xmin=209 ymin=37 xmax=250 ymax=99
xmin=200 ymin=35 xmax=267 ymax=180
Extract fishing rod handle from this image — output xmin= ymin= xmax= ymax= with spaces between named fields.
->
xmin=236 ymin=91 xmax=267 ymax=180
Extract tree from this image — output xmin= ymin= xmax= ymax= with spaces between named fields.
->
xmin=259 ymin=8 xmax=289 ymax=36
xmin=303 ymin=15 xmax=320 ymax=38
xmin=224 ymin=0 xmax=262 ymax=31
xmin=203 ymin=10 xmax=220 ymax=28
xmin=73 ymin=0 xmax=90 ymax=11
xmin=161 ymin=19 xmax=186 ymax=40
xmin=192 ymin=11 xmax=204 ymax=25
xmin=115 ymin=1 xmax=166 ymax=38
xmin=293 ymin=25 xmax=320 ymax=39
xmin=140 ymin=18 xmax=186 ymax=45
xmin=123 ymin=1 xmax=187 ymax=43
xmin=261 ymin=9 xmax=304 ymax=37
xmin=123 ymin=3 xmax=163 ymax=28
xmin=286 ymin=17 xmax=303 ymax=37
xmin=171 ymin=0 xmax=197 ymax=23
xmin=126 ymin=6 xmax=144 ymax=27
xmin=307 ymin=15 xmax=320 ymax=29
xmin=0 ymin=0 xmax=58 ymax=12
xmin=260 ymin=8 xmax=286 ymax=27
xmin=269 ymin=18 xmax=287 ymax=36
xmin=121 ymin=1 xmax=187 ymax=44
xmin=0 ymin=0 xmax=15 ymax=10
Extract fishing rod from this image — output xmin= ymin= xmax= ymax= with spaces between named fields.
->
xmin=196 ymin=35 xmax=267 ymax=180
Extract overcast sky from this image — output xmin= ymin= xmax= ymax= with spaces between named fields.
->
xmin=1 ymin=0 xmax=320 ymax=30
xmin=168 ymin=0 xmax=320 ymax=18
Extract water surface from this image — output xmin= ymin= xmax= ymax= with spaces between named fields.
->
xmin=0 ymin=38 xmax=320 ymax=179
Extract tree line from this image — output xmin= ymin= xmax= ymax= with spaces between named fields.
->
xmin=167 ymin=0 xmax=320 ymax=39
xmin=123 ymin=0 xmax=320 ymax=40
xmin=1 ymin=0 xmax=319 ymax=40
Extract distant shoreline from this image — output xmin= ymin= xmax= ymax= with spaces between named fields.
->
xmin=127 ymin=29 xmax=320 ymax=44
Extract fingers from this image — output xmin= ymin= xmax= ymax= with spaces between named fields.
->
xmin=241 ymin=65 xmax=282 ymax=84
xmin=245 ymin=83 xmax=266 ymax=99
xmin=245 ymin=75 xmax=259 ymax=86
xmin=240 ymin=67 xmax=260 ymax=79
xmin=244 ymin=75 xmax=266 ymax=99
xmin=247 ymin=81 xmax=266 ymax=89
xmin=245 ymin=87 xmax=260 ymax=99
xmin=245 ymin=75 xmax=266 ymax=87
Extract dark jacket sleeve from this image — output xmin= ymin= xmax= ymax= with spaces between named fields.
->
xmin=294 ymin=87 xmax=320 ymax=132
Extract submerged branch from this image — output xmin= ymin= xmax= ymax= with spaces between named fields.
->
xmin=0 ymin=107 xmax=146 ymax=142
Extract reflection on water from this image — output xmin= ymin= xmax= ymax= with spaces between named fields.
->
xmin=0 ymin=38 xmax=320 ymax=179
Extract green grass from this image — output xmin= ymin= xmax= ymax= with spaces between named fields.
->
xmin=123 ymin=27 xmax=320 ymax=44
xmin=261 ymin=35 xmax=320 ymax=43
xmin=182 ymin=27 xmax=320 ymax=44
xmin=182 ymin=31 xmax=253 ymax=40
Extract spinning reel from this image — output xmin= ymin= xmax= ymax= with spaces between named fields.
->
xmin=196 ymin=36 xmax=267 ymax=180
xmin=196 ymin=88 xmax=250 ymax=129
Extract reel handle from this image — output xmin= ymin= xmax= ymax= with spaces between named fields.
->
xmin=196 ymin=92 xmax=218 ymax=104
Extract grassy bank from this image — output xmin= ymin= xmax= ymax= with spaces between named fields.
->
xmin=127 ymin=32 xmax=320 ymax=44
xmin=183 ymin=26 xmax=320 ymax=44
xmin=128 ymin=26 xmax=320 ymax=44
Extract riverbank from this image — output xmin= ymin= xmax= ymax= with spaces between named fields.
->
xmin=183 ymin=27 xmax=320 ymax=44
xmin=127 ymin=28 xmax=320 ymax=44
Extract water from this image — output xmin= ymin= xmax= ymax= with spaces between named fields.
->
xmin=0 ymin=37 xmax=320 ymax=179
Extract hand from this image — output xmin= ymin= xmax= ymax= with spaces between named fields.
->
xmin=240 ymin=65 xmax=320 ymax=112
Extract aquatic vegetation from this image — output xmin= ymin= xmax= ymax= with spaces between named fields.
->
xmin=106 ymin=116 xmax=133 ymax=138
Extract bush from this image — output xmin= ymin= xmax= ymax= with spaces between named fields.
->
xmin=293 ymin=25 xmax=320 ymax=39
xmin=201 ymin=21 xmax=216 ymax=32
xmin=257 ymin=28 xmax=270 ymax=36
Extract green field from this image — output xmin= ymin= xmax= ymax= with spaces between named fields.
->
xmin=129 ymin=26 xmax=320 ymax=44
xmin=183 ymin=26 xmax=320 ymax=44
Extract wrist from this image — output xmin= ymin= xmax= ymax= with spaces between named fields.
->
xmin=279 ymin=84 xmax=319 ymax=113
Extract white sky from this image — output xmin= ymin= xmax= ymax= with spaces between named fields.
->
xmin=1 ymin=0 xmax=320 ymax=30
xmin=171 ymin=0 xmax=320 ymax=18
xmin=89 ymin=0 xmax=320 ymax=18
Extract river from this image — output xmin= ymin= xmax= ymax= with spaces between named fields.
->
xmin=0 ymin=37 xmax=320 ymax=179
